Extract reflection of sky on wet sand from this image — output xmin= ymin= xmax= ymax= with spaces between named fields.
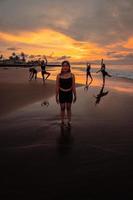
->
xmin=0 ymin=83 xmax=132 ymax=163
xmin=0 ymin=86 xmax=132 ymax=147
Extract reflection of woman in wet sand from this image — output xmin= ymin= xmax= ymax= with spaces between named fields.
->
xmin=57 ymin=126 xmax=73 ymax=155
xmin=56 ymin=61 xmax=76 ymax=127
xmin=95 ymin=84 xmax=109 ymax=105
xmin=86 ymin=63 xmax=93 ymax=86
xmin=97 ymin=59 xmax=111 ymax=85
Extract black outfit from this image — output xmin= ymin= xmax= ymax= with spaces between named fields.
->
xmin=86 ymin=66 xmax=91 ymax=76
xmin=101 ymin=68 xmax=110 ymax=77
xmin=59 ymin=76 xmax=73 ymax=103
xmin=41 ymin=64 xmax=46 ymax=74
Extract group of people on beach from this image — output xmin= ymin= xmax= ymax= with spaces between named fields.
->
xmin=55 ymin=59 xmax=111 ymax=127
xmin=29 ymin=55 xmax=50 ymax=83
xmin=85 ymin=58 xmax=111 ymax=87
xmin=29 ymin=57 xmax=111 ymax=127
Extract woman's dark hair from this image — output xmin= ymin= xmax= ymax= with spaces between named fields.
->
xmin=61 ymin=60 xmax=71 ymax=73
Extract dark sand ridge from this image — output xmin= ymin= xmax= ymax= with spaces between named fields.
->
xmin=0 ymin=84 xmax=133 ymax=199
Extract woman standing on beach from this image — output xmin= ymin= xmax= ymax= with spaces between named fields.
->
xmin=40 ymin=56 xmax=50 ymax=83
xmin=86 ymin=63 xmax=93 ymax=86
xmin=97 ymin=59 xmax=111 ymax=85
xmin=56 ymin=61 xmax=76 ymax=127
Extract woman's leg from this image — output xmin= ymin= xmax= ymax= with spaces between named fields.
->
xmin=86 ymin=74 xmax=88 ymax=85
xmin=89 ymin=74 xmax=93 ymax=85
xmin=90 ymin=74 xmax=93 ymax=81
xmin=103 ymin=75 xmax=105 ymax=86
xmin=66 ymin=103 xmax=72 ymax=124
xmin=45 ymin=72 xmax=50 ymax=80
xmin=35 ymin=73 xmax=37 ymax=80
xmin=106 ymin=72 xmax=112 ymax=77
xmin=30 ymin=72 xmax=34 ymax=81
xmin=41 ymin=71 xmax=45 ymax=83
xmin=60 ymin=103 xmax=65 ymax=124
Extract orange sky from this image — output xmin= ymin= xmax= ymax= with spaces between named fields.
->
xmin=0 ymin=29 xmax=104 ymax=61
xmin=0 ymin=0 xmax=133 ymax=63
xmin=1 ymin=29 xmax=133 ymax=62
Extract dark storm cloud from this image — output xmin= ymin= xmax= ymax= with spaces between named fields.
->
xmin=7 ymin=47 xmax=21 ymax=51
xmin=0 ymin=0 xmax=133 ymax=46
xmin=106 ymin=50 xmax=133 ymax=61
xmin=106 ymin=51 xmax=117 ymax=56
xmin=57 ymin=55 xmax=71 ymax=60
xmin=106 ymin=51 xmax=128 ymax=59
xmin=112 ymin=53 xmax=133 ymax=64
xmin=123 ymin=53 xmax=133 ymax=60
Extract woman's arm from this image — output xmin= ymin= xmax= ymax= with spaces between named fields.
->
xmin=72 ymin=74 xmax=77 ymax=103
xmin=44 ymin=55 xmax=48 ymax=65
xmin=55 ymin=74 xmax=59 ymax=104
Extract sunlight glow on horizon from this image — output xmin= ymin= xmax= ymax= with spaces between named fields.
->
xmin=0 ymin=29 xmax=133 ymax=63
xmin=0 ymin=29 xmax=107 ymax=61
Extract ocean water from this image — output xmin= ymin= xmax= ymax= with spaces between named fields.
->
xmin=43 ymin=64 xmax=133 ymax=82
xmin=108 ymin=65 xmax=133 ymax=80
xmin=71 ymin=64 xmax=133 ymax=80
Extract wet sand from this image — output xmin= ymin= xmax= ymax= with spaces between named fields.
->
xmin=0 ymin=67 xmax=55 ymax=116
xmin=0 ymin=78 xmax=133 ymax=200
xmin=0 ymin=81 xmax=55 ymax=117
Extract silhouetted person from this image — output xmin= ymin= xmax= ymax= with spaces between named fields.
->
xmin=84 ymin=63 xmax=93 ymax=91
xmin=97 ymin=59 xmax=111 ymax=85
xmin=86 ymin=63 xmax=93 ymax=86
xmin=40 ymin=56 xmax=50 ymax=83
xmin=29 ymin=65 xmax=37 ymax=81
xmin=94 ymin=84 xmax=109 ymax=105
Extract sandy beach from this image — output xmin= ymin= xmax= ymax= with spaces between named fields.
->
xmin=1 ymin=0 xmax=133 ymax=198
xmin=0 ymin=67 xmax=133 ymax=199
xmin=0 ymin=67 xmax=55 ymax=117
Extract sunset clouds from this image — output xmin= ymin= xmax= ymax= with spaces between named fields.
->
xmin=0 ymin=0 xmax=133 ymax=63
